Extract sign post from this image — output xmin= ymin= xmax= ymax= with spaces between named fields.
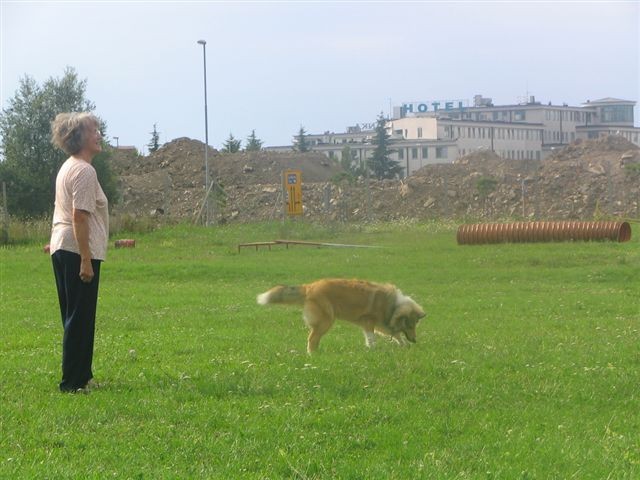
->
xmin=283 ymin=170 xmax=303 ymax=216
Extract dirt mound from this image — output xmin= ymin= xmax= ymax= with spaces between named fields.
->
xmin=533 ymin=136 xmax=639 ymax=218
xmin=400 ymin=136 xmax=638 ymax=219
xmin=110 ymin=137 xmax=344 ymax=219
xmin=110 ymin=135 xmax=640 ymax=222
xmin=112 ymin=137 xmax=343 ymax=183
xmin=453 ymin=148 xmax=529 ymax=170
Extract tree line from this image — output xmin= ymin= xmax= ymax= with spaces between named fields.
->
xmin=0 ymin=68 xmax=402 ymax=219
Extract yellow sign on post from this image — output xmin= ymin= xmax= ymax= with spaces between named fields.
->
xmin=283 ymin=170 xmax=303 ymax=216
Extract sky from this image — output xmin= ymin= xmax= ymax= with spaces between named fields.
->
xmin=1 ymin=0 xmax=639 ymax=153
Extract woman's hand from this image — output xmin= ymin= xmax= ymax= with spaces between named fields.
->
xmin=79 ymin=257 xmax=94 ymax=283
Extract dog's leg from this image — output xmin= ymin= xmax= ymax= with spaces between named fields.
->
xmin=393 ymin=334 xmax=410 ymax=346
xmin=304 ymin=301 xmax=333 ymax=354
xmin=363 ymin=330 xmax=376 ymax=348
xmin=307 ymin=327 xmax=326 ymax=354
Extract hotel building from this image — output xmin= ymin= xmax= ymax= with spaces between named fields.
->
xmin=268 ymin=96 xmax=639 ymax=176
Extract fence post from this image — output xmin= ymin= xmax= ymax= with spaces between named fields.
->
xmin=1 ymin=182 xmax=8 ymax=244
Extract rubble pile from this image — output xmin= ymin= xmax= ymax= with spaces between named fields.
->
xmin=533 ymin=136 xmax=640 ymax=218
xmin=110 ymin=137 xmax=344 ymax=219
xmin=110 ymin=136 xmax=640 ymax=223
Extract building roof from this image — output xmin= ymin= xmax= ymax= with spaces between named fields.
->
xmin=583 ymin=97 xmax=636 ymax=105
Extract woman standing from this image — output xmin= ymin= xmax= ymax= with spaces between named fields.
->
xmin=50 ymin=112 xmax=109 ymax=393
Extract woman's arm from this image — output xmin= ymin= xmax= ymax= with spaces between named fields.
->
xmin=72 ymin=208 xmax=94 ymax=283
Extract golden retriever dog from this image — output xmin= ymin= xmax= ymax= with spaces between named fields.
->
xmin=257 ymin=279 xmax=425 ymax=353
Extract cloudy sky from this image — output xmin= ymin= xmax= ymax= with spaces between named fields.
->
xmin=2 ymin=1 xmax=638 ymax=153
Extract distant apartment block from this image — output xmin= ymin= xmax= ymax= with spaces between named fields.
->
xmin=267 ymin=96 xmax=639 ymax=176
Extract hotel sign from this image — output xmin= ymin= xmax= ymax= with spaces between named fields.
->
xmin=402 ymin=99 xmax=468 ymax=115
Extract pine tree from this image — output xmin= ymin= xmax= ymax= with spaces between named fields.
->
xmin=222 ymin=133 xmax=241 ymax=153
xmin=294 ymin=126 xmax=310 ymax=152
xmin=368 ymin=112 xmax=403 ymax=179
xmin=245 ymin=129 xmax=263 ymax=152
xmin=148 ymin=123 xmax=160 ymax=153
xmin=340 ymin=145 xmax=364 ymax=176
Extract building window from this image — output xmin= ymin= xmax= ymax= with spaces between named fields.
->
xmin=417 ymin=127 xmax=423 ymax=138
xmin=398 ymin=149 xmax=404 ymax=160
xmin=412 ymin=148 xmax=418 ymax=159
xmin=436 ymin=147 xmax=447 ymax=158
xmin=600 ymin=105 xmax=633 ymax=123
xmin=514 ymin=110 xmax=526 ymax=121
xmin=422 ymin=147 xmax=428 ymax=158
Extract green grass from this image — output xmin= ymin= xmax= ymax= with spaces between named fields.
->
xmin=1 ymin=220 xmax=639 ymax=479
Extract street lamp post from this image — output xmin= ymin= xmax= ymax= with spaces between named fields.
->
xmin=197 ymin=39 xmax=212 ymax=225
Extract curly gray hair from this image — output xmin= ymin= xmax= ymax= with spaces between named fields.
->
xmin=50 ymin=112 xmax=99 ymax=155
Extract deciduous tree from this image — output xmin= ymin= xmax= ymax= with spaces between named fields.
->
xmin=0 ymin=67 xmax=117 ymax=217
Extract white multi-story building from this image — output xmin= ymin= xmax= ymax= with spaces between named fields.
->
xmin=266 ymin=95 xmax=639 ymax=176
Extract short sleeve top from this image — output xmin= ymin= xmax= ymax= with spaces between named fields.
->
xmin=50 ymin=158 xmax=109 ymax=260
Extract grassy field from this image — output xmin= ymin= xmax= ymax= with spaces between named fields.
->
xmin=1 ymin=220 xmax=639 ymax=479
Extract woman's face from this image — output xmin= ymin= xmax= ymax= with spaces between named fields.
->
xmin=83 ymin=121 xmax=102 ymax=155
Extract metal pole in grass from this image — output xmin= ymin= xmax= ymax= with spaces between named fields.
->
xmin=197 ymin=39 xmax=213 ymax=226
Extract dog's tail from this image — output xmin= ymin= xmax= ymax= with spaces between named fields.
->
xmin=257 ymin=285 xmax=306 ymax=306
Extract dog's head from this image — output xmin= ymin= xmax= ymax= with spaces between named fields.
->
xmin=388 ymin=295 xmax=425 ymax=343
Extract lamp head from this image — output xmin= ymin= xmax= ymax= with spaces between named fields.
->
xmin=197 ymin=40 xmax=206 ymax=45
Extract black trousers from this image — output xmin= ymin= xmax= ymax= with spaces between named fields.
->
xmin=51 ymin=250 xmax=102 ymax=392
